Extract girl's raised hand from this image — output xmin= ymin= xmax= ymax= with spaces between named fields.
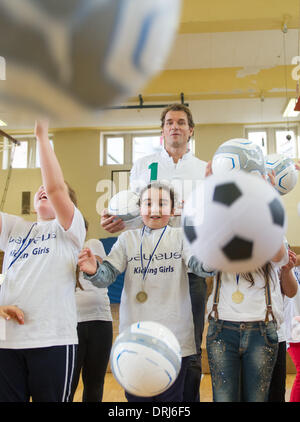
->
xmin=34 ymin=119 xmax=49 ymax=141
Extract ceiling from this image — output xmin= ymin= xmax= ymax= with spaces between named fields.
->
xmin=2 ymin=0 xmax=300 ymax=129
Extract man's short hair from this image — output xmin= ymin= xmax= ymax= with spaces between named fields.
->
xmin=160 ymin=103 xmax=195 ymax=129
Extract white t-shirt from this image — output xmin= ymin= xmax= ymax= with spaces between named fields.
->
xmin=0 ymin=207 xmax=85 ymax=349
xmin=104 ymin=225 xmax=196 ymax=357
xmin=130 ymin=147 xmax=207 ymax=215
xmin=75 ymin=239 xmax=112 ymax=323
xmin=206 ymin=264 xmax=284 ymax=328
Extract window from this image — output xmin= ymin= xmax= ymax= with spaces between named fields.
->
xmin=245 ymin=126 xmax=299 ymax=158
xmin=247 ymin=130 xmax=267 ymax=155
xmin=106 ymin=136 xmax=124 ymax=165
xmin=275 ymin=129 xmax=296 ymax=158
xmin=132 ymin=135 xmax=161 ymax=163
xmin=101 ymin=131 xmax=162 ymax=166
xmin=2 ymin=136 xmax=53 ymax=169
xmin=11 ymin=141 xmax=28 ymax=168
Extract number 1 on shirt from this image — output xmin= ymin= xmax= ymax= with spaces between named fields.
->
xmin=148 ymin=162 xmax=158 ymax=181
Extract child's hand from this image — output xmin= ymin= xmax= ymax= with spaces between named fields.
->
xmin=282 ymin=249 xmax=297 ymax=271
xmin=34 ymin=119 xmax=49 ymax=141
xmin=100 ymin=208 xmax=125 ymax=233
xmin=78 ymin=248 xmax=98 ymax=275
xmin=0 ymin=305 xmax=24 ymax=324
xmin=267 ymin=170 xmax=276 ymax=186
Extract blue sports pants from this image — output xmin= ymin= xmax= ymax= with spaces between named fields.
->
xmin=0 ymin=345 xmax=77 ymax=402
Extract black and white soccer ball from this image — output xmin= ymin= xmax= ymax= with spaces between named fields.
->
xmin=212 ymin=138 xmax=266 ymax=176
xmin=265 ymin=153 xmax=298 ymax=195
xmin=0 ymin=0 xmax=181 ymax=120
xmin=110 ymin=321 xmax=181 ymax=397
xmin=182 ymin=172 xmax=286 ymax=273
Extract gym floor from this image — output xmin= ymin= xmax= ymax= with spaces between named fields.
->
xmin=72 ymin=373 xmax=296 ymax=402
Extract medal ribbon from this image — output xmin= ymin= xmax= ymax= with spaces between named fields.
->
xmin=140 ymin=225 xmax=167 ymax=281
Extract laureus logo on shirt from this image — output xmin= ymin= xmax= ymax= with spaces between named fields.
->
xmin=127 ymin=251 xmax=182 ymax=263
xmin=8 ymin=232 xmax=56 ymax=245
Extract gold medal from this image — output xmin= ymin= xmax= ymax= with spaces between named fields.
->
xmin=136 ymin=291 xmax=148 ymax=303
xmin=232 ymin=290 xmax=244 ymax=304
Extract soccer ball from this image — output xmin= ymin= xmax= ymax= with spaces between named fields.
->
xmin=212 ymin=138 xmax=266 ymax=176
xmin=110 ymin=321 xmax=181 ymax=397
xmin=265 ymin=154 xmax=298 ymax=195
xmin=0 ymin=0 xmax=181 ymax=120
xmin=182 ymin=171 xmax=286 ymax=273
xmin=108 ymin=190 xmax=141 ymax=228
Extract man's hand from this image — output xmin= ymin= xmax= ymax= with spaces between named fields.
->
xmin=101 ymin=208 xmax=125 ymax=233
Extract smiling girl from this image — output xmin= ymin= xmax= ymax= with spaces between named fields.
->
xmin=78 ymin=181 xmax=213 ymax=402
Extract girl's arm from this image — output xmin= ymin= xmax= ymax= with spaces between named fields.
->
xmin=35 ymin=119 xmax=74 ymax=230
xmin=280 ymin=249 xmax=298 ymax=298
xmin=78 ymin=248 xmax=120 ymax=288
xmin=188 ymin=255 xmax=216 ymax=278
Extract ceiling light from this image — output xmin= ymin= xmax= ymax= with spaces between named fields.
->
xmin=283 ymin=98 xmax=300 ymax=117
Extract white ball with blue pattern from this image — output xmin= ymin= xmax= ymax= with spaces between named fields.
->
xmin=212 ymin=138 xmax=266 ymax=176
xmin=110 ymin=321 xmax=181 ymax=397
xmin=265 ymin=153 xmax=298 ymax=195
xmin=108 ymin=190 xmax=143 ymax=230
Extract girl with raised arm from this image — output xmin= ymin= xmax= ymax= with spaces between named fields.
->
xmin=0 ymin=120 xmax=85 ymax=402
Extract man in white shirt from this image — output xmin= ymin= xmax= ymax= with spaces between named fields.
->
xmin=101 ymin=103 xmax=208 ymax=402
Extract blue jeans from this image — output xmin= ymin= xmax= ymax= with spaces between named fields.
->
xmin=206 ymin=319 xmax=278 ymax=402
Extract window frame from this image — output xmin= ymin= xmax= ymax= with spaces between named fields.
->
xmin=245 ymin=125 xmax=299 ymax=158
xmin=100 ymin=130 xmax=162 ymax=166
xmin=2 ymin=134 xmax=54 ymax=169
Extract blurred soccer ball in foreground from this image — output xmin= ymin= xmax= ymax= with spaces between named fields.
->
xmin=0 ymin=0 xmax=181 ymax=119
xmin=212 ymin=138 xmax=266 ymax=176
xmin=265 ymin=154 xmax=298 ymax=195
xmin=110 ymin=321 xmax=181 ymax=397
xmin=182 ymin=171 xmax=286 ymax=273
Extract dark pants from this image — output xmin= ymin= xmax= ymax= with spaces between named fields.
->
xmin=69 ymin=320 xmax=113 ymax=402
xmin=268 ymin=340 xmax=286 ymax=402
xmin=0 ymin=345 xmax=77 ymax=402
xmin=125 ymin=356 xmax=190 ymax=402
xmin=183 ymin=273 xmax=207 ymax=402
